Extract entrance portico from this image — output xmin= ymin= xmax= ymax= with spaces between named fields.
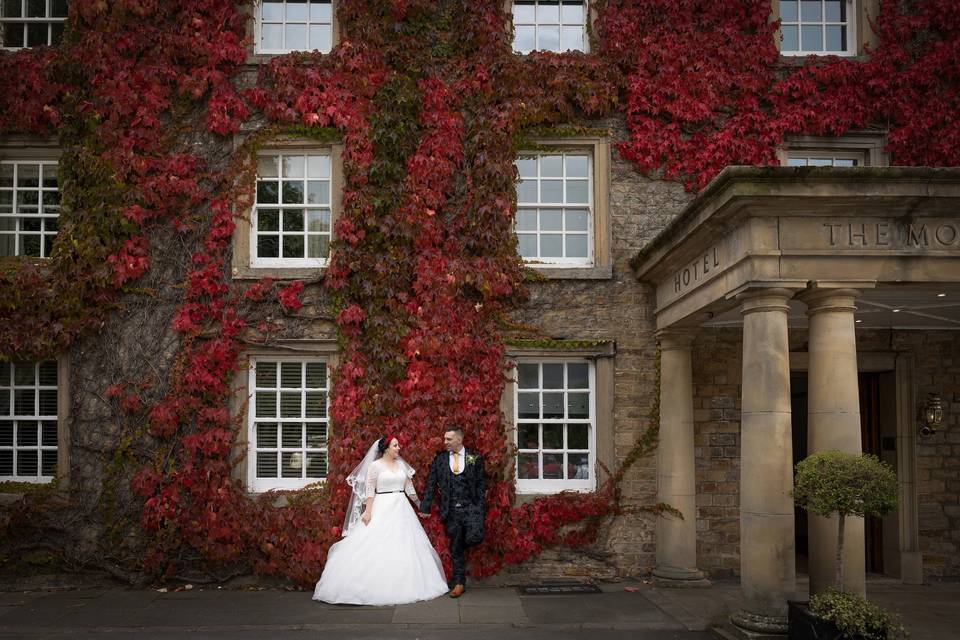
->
xmin=633 ymin=167 xmax=960 ymax=635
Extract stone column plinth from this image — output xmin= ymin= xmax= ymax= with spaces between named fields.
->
xmin=653 ymin=330 xmax=707 ymax=586
xmin=731 ymin=288 xmax=796 ymax=636
xmin=798 ymin=286 xmax=865 ymax=597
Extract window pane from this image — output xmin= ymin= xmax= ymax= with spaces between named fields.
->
xmin=513 ymin=1 xmax=535 ymax=23
xmin=41 ymin=420 xmax=57 ymax=446
xmin=261 ymin=1 xmax=284 ymax=21
xmin=514 ymin=25 xmax=535 ymax=54
xmin=282 ymin=451 xmax=303 ymax=477
xmin=780 ymin=0 xmax=798 ymax=22
xmin=517 ymin=393 xmax=539 ymax=419
xmin=518 ymin=234 xmax=537 ymax=258
xmin=516 ymin=209 xmax=537 ymax=232
xmin=17 ymin=421 xmax=37 ymax=446
xmin=257 ymin=156 xmax=279 ymax=178
xmin=257 ymin=181 xmax=279 ymax=204
xmin=41 ymin=449 xmax=56 ymax=476
xmin=781 ymin=25 xmax=798 ymax=51
xmin=310 ymin=1 xmax=332 ymax=21
xmin=17 ymin=164 xmax=39 ymax=188
xmin=305 ymin=363 xmax=326 ymax=388
xmin=282 ymin=235 xmax=305 ymax=258
xmin=40 ymin=164 xmax=57 ymax=188
xmin=14 ymin=390 xmax=34 ymax=415
xmin=305 ymin=451 xmax=327 ymax=478
xmin=258 ymin=209 xmax=279 ymax=232
xmin=809 ymin=157 xmax=832 ymax=167
xmin=566 ymin=179 xmax=589 ymax=204
xmin=256 ymin=451 xmax=278 ymax=478
xmin=536 ymin=1 xmax=560 ymax=23
xmin=801 ymin=24 xmax=822 ymax=51
xmin=542 ymin=393 xmax=563 ymax=419
xmin=18 ymin=190 xmax=39 ymax=213
xmin=565 ymin=234 xmax=587 ymax=258
xmin=306 ymin=421 xmax=326 ymax=448
xmin=542 ymin=423 xmax=563 ymax=449
xmin=26 ymin=0 xmax=46 ymax=18
xmin=518 ymin=452 xmax=539 ymax=479
xmin=825 ymin=0 xmax=845 ymax=22
xmin=542 ymin=363 xmax=563 ymax=388
xmin=538 ymin=25 xmax=560 ymax=51
xmin=540 ymin=209 xmax=562 ymax=231
xmin=42 ymin=190 xmax=59 ymax=212
xmin=540 ymin=180 xmax=563 ymax=203
xmin=565 ymin=208 xmax=588 ymax=231
xmin=518 ymin=423 xmax=539 ymax=449
xmin=306 ymin=209 xmax=330 ymax=232
xmin=517 ymin=179 xmax=537 ymax=203
xmin=26 ymin=23 xmax=48 ymax=46
xmin=255 ymin=392 xmax=277 ymax=418
xmin=787 ymin=157 xmax=807 ymax=166
xmin=281 ymin=209 xmax=304 ymax=232
xmin=261 ymin=23 xmax=283 ymax=50
xmin=38 ymin=389 xmax=57 ymax=416
xmin=286 ymin=0 xmax=308 ymax=21
xmin=285 ymin=23 xmax=307 ymax=51
xmin=282 ymin=181 xmax=304 ymax=204
xmin=306 ymin=180 xmax=329 ymax=204
xmin=38 ymin=361 xmax=56 ymax=386
xmin=567 ymin=362 xmax=588 ymax=388
xmin=0 ymin=390 xmax=7 ymax=415
xmin=257 ymin=235 xmax=279 ymax=258
xmin=517 ymin=363 xmax=538 ymax=389
xmin=540 ymin=155 xmax=562 ymax=177
xmin=280 ymin=362 xmax=302 ymax=388
xmin=565 ymin=155 xmax=588 ymax=177
xmin=834 ymin=158 xmax=856 ymax=167
xmin=3 ymin=0 xmax=22 ymax=18
xmin=308 ymin=24 xmax=331 ymax=52
xmin=515 ymin=157 xmax=537 ymax=178
xmin=567 ymin=452 xmax=589 ymax=479
xmin=800 ymin=0 xmax=821 ymax=21
xmin=307 ymin=235 xmax=329 ymax=258
xmin=825 ymin=25 xmax=845 ymax=52
xmin=560 ymin=26 xmax=583 ymax=51
xmin=540 ymin=234 xmax=562 ymax=257
xmin=257 ymin=422 xmax=278 ymax=448
xmin=307 ymin=154 xmax=330 ymax=177
xmin=568 ymin=423 xmax=589 ymax=449
xmin=51 ymin=0 xmax=68 ymax=18
xmin=567 ymin=392 xmax=589 ymax=419
xmin=542 ymin=452 xmax=563 ymax=479
xmin=280 ymin=392 xmax=301 ymax=418
xmin=281 ymin=422 xmax=302 ymax=447
xmin=0 ymin=421 xmax=10 ymax=445
xmin=17 ymin=449 xmax=38 ymax=476
xmin=0 ymin=450 xmax=12 ymax=476
xmin=305 ymin=392 xmax=326 ymax=418
xmin=561 ymin=2 xmax=584 ymax=23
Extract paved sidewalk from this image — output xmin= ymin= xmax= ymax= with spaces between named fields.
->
xmin=0 ymin=577 xmax=956 ymax=639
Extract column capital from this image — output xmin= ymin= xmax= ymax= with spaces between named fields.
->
xmin=797 ymin=285 xmax=861 ymax=316
xmin=655 ymin=328 xmax=696 ymax=350
xmin=735 ymin=287 xmax=796 ymax=317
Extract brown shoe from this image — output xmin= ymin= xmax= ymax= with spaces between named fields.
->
xmin=449 ymin=584 xmax=465 ymax=598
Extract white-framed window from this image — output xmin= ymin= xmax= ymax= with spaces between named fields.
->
xmin=514 ymin=360 xmax=595 ymax=493
xmin=512 ymin=0 xmax=587 ymax=54
xmin=515 ymin=151 xmax=593 ymax=267
xmin=778 ymin=0 xmax=856 ymax=56
xmin=0 ymin=0 xmax=67 ymax=49
xmin=253 ymin=151 xmax=332 ymax=268
xmin=0 ymin=159 xmax=59 ymax=258
xmin=0 ymin=360 xmax=58 ymax=483
xmin=786 ymin=152 xmax=862 ymax=167
xmin=255 ymin=0 xmax=333 ymax=54
xmin=247 ymin=357 xmax=329 ymax=492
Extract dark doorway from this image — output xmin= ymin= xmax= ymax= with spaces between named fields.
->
xmin=791 ymin=371 xmax=894 ymax=576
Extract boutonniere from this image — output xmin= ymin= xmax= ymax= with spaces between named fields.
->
xmin=466 ymin=454 xmax=478 ymax=466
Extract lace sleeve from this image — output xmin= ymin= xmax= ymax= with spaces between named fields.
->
xmin=404 ymin=477 xmax=419 ymax=507
xmin=365 ymin=461 xmax=378 ymax=496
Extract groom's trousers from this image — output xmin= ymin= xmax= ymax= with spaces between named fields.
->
xmin=445 ymin=504 xmax=468 ymax=586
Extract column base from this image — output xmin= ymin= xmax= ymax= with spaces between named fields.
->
xmin=652 ymin=565 xmax=710 ymax=587
xmin=729 ymin=610 xmax=788 ymax=637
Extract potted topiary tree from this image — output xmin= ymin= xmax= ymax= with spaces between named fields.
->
xmin=789 ymin=450 xmax=905 ymax=640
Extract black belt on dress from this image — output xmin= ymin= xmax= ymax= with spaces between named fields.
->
xmin=376 ymin=490 xmax=403 ymax=494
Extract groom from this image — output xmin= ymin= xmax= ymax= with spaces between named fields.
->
xmin=419 ymin=427 xmax=485 ymax=598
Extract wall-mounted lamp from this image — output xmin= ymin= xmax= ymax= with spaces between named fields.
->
xmin=920 ymin=393 xmax=944 ymax=437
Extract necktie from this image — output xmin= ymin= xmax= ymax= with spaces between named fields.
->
xmin=453 ymin=452 xmax=460 ymax=474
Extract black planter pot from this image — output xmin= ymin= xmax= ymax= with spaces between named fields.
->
xmin=788 ymin=600 xmax=867 ymax=640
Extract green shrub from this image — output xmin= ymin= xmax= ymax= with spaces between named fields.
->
xmin=809 ymin=587 xmax=907 ymax=640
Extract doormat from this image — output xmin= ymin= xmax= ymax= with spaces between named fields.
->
xmin=518 ymin=581 xmax=602 ymax=595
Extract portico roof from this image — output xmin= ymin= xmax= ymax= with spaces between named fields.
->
xmin=632 ymin=167 xmax=960 ymax=330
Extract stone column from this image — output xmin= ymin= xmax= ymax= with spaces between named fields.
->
xmin=731 ymin=288 xmax=796 ymax=635
xmin=798 ymin=286 xmax=865 ymax=597
xmin=653 ymin=330 xmax=707 ymax=585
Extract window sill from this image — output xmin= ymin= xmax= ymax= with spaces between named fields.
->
xmin=232 ymin=266 xmax=325 ymax=281
xmin=777 ymin=53 xmax=870 ymax=66
xmin=524 ymin=264 xmax=612 ymax=280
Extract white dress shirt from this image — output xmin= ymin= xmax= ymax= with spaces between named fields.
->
xmin=449 ymin=447 xmax=467 ymax=475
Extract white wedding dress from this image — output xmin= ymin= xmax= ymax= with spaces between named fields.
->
xmin=312 ymin=459 xmax=449 ymax=605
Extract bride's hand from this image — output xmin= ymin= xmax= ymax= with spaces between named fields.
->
xmin=361 ymin=510 xmax=371 ymax=526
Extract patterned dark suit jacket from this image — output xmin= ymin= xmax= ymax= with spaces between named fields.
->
xmin=419 ymin=450 xmax=485 ymax=524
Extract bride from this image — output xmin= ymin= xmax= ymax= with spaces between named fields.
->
xmin=312 ymin=435 xmax=449 ymax=605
